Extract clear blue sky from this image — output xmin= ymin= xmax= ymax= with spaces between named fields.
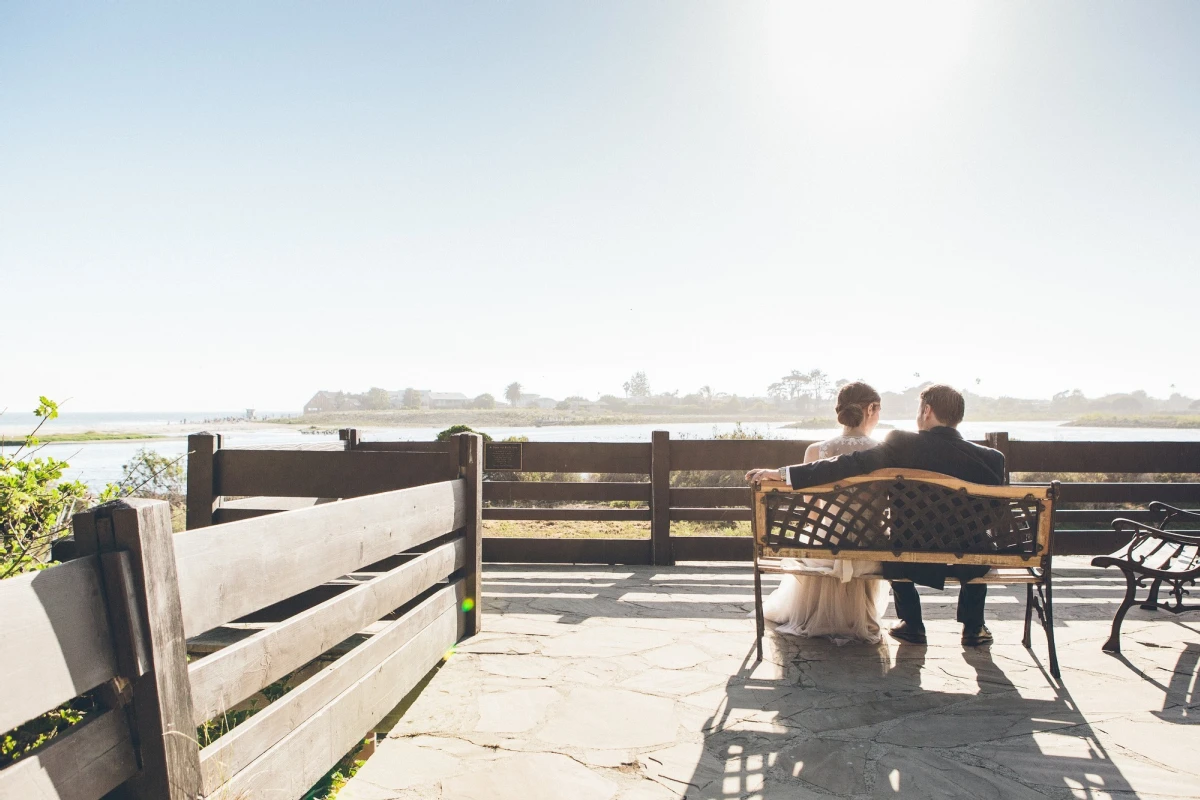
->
xmin=3 ymin=1 xmax=1198 ymax=411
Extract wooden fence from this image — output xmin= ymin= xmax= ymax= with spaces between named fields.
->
xmin=187 ymin=430 xmax=1200 ymax=565
xmin=1 ymin=434 xmax=483 ymax=800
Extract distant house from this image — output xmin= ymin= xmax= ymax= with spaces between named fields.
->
xmin=304 ymin=391 xmax=360 ymax=414
xmin=518 ymin=394 xmax=558 ymax=410
xmin=427 ymin=392 xmax=470 ymax=409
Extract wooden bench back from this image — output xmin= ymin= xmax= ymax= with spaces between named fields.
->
xmin=752 ymin=470 xmax=1058 ymax=566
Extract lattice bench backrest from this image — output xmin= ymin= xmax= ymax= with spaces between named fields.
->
xmin=752 ymin=470 xmax=1056 ymax=565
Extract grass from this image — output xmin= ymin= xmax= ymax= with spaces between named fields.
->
xmin=0 ymin=431 xmax=162 ymax=445
xmin=1064 ymin=414 xmax=1200 ymax=429
xmin=779 ymin=418 xmax=838 ymax=429
xmin=483 ymin=519 xmax=750 ymax=538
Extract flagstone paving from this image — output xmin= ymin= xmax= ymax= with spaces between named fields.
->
xmin=341 ymin=559 xmax=1200 ymax=799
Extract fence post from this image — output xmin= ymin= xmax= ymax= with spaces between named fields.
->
xmin=73 ymin=499 xmax=201 ymax=800
xmin=651 ymin=430 xmax=673 ymax=566
xmin=457 ymin=433 xmax=483 ymax=637
xmin=186 ymin=432 xmax=221 ymax=529
xmin=986 ymin=431 xmax=1012 ymax=484
xmin=339 ymin=428 xmax=360 ymax=450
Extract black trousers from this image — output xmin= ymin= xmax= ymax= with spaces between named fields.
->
xmin=890 ymin=570 xmax=988 ymax=630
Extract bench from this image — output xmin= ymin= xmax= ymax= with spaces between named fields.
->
xmin=750 ymin=469 xmax=1060 ymax=678
xmin=1092 ymin=502 xmax=1200 ymax=654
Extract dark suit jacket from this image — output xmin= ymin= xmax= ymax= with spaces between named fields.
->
xmin=783 ymin=427 xmax=1006 ymax=589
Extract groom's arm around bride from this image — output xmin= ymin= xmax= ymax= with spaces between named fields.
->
xmin=753 ymin=384 xmax=1005 ymax=491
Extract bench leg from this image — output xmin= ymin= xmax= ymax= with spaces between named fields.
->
xmin=753 ymin=563 xmax=764 ymax=663
xmin=1022 ymin=583 xmax=1034 ymax=649
xmin=1103 ymin=566 xmax=1139 ymax=654
xmin=1042 ymin=569 xmax=1060 ymax=680
xmin=1140 ymin=577 xmax=1163 ymax=611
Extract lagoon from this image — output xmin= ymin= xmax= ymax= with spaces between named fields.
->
xmin=13 ymin=416 xmax=1200 ymax=491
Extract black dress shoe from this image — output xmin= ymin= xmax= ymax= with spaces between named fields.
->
xmin=962 ymin=626 xmax=994 ymax=646
xmin=888 ymin=622 xmax=927 ymax=645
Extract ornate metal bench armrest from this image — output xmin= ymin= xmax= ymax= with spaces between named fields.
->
xmin=1148 ymin=502 xmax=1200 ymax=525
xmin=1111 ymin=517 xmax=1200 ymax=548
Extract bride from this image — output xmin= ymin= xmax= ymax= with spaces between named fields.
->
xmin=761 ymin=381 xmax=890 ymax=644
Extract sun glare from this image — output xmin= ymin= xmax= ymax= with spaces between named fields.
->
xmin=764 ymin=0 xmax=977 ymax=127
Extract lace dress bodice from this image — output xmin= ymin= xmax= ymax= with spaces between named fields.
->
xmin=816 ymin=434 xmax=878 ymax=460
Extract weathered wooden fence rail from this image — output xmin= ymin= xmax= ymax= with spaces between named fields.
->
xmin=1 ymin=434 xmax=483 ymax=800
xmin=185 ymin=430 xmax=1200 ymax=566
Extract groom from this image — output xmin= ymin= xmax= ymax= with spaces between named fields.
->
xmin=746 ymin=384 xmax=1006 ymax=646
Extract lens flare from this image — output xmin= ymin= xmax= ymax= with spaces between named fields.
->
xmin=461 ymin=597 xmax=476 ymax=612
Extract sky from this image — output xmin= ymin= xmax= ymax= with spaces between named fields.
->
xmin=2 ymin=1 xmax=1198 ymax=412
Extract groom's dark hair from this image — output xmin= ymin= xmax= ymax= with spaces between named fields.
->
xmin=919 ymin=384 xmax=965 ymax=427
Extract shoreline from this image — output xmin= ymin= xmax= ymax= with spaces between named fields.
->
xmin=0 ymin=432 xmax=168 ymax=446
xmin=0 ymin=420 xmax=281 ymax=439
xmin=6 ymin=411 xmax=1199 ymax=442
xmin=265 ymin=409 xmax=1097 ymax=429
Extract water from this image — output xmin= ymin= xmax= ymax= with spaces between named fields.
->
xmin=5 ymin=414 xmax=1199 ymax=490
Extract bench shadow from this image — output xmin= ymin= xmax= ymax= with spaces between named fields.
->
xmin=481 ymin=563 xmax=1136 ymax=624
xmin=681 ymin=632 xmax=1137 ymax=798
xmin=1109 ymin=642 xmax=1200 ymax=724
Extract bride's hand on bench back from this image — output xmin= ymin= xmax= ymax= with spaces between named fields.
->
xmin=745 ymin=468 xmax=782 ymax=484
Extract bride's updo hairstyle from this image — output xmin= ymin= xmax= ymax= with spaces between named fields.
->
xmin=835 ymin=382 xmax=882 ymax=428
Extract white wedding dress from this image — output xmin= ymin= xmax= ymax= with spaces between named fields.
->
xmin=762 ymin=434 xmax=891 ymax=645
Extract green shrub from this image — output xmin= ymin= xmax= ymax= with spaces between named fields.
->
xmin=435 ymin=424 xmax=493 ymax=442
xmin=1 ymin=398 xmax=118 ymax=579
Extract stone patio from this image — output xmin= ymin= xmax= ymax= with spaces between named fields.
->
xmin=341 ymin=559 xmax=1200 ymax=799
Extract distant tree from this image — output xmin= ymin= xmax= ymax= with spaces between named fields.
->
xmin=505 ymin=382 xmax=523 ymax=406
xmin=699 ymin=385 xmax=714 ymax=407
xmin=1111 ymin=395 xmax=1142 ymax=412
xmin=472 ymin=393 xmax=496 ymax=409
xmin=402 ymin=388 xmax=422 ymax=409
xmin=623 ymin=371 xmax=651 ymax=398
xmin=1191 ymin=399 xmax=1200 ymax=411
xmin=364 ymin=387 xmax=391 ymax=410
xmin=598 ymin=394 xmax=626 ymax=408
xmin=807 ymin=369 xmax=831 ymax=402
xmin=1051 ymin=389 xmax=1088 ymax=414
xmin=781 ymin=371 xmax=810 ymax=402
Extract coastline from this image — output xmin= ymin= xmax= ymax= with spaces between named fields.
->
xmin=1063 ymin=414 xmax=1200 ymax=429
xmin=7 ymin=410 xmax=1200 ymax=442
xmin=0 ymin=419 xmax=282 ymax=440
xmin=264 ymin=409 xmax=1117 ymax=429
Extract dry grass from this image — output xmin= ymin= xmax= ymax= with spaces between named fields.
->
xmin=482 ymin=520 xmax=750 ymax=539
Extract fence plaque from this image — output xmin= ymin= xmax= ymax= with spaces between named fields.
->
xmin=485 ymin=442 xmax=523 ymax=471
